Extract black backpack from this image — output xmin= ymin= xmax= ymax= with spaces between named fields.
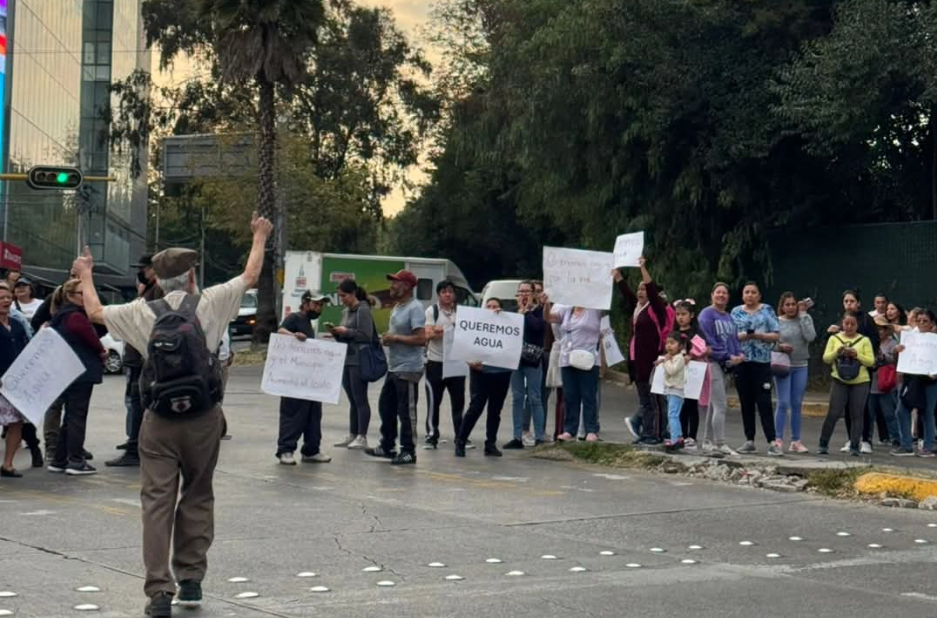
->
xmin=141 ymin=294 xmax=222 ymax=417
xmin=833 ymin=335 xmax=864 ymax=382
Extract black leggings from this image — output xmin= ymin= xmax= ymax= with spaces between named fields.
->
xmin=680 ymin=399 xmax=699 ymax=440
xmin=735 ymin=362 xmax=776 ymax=443
xmin=458 ymin=371 xmax=511 ymax=447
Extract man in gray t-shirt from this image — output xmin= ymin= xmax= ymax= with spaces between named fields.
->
xmin=364 ymin=270 xmax=426 ymax=465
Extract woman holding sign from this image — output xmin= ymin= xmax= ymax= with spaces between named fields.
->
xmin=613 ymin=257 xmax=669 ymax=444
xmin=0 ymin=283 xmax=30 ymax=477
xmin=456 ymin=298 xmax=511 ymax=458
xmin=543 ymin=297 xmax=603 ymax=442
xmin=892 ymin=309 xmax=937 ymax=457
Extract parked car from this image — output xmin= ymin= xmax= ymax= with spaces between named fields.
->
xmin=480 ymin=279 xmax=523 ymax=313
xmin=230 ymin=289 xmax=258 ymax=337
xmin=101 ymin=333 xmax=124 ymax=374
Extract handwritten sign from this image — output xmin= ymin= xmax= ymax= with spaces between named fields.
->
xmin=897 ymin=331 xmax=937 ymax=376
xmin=262 ymin=334 xmax=348 ymax=404
xmin=543 ymin=247 xmax=614 ymax=310
xmin=442 ymin=326 xmax=469 ymax=378
xmin=0 ymin=329 xmax=85 ymax=427
xmin=613 ymin=232 xmax=645 ymax=268
xmin=600 ymin=316 xmax=626 ymax=367
xmin=684 ymin=361 xmax=708 ymax=400
xmin=651 ymin=364 xmax=666 ymax=395
xmin=449 ymin=306 xmax=524 ymax=370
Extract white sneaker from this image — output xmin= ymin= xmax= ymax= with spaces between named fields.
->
xmin=839 ymin=441 xmax=851 ymax=453
xmin=334 ymin=435 xmax=355 ymax=448
xmin=521 ymin=432 xmax=536 ymax=447
xmin=347 ymin=436 xmax=368 ymax=450
xmin=465 ymin=440 xmax=477 ymax=450
xmin=701 ymin=440 xmax=715 ymax=452
xmin=278 ymin=452 xmax=297 ymax=465
xmin=860 ymin=441 xmax=873 ymax=454
xmin=302 ymin=452 xmax=332 ymax=463
xmin=718 ymin=444 xmax=737 ymax=456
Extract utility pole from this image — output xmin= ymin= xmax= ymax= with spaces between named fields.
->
xmin=199 ymin=201 xmax=206 ymax=289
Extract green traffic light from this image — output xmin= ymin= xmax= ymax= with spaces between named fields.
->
xmin=56 ymin=172 xmax=69 ymax=184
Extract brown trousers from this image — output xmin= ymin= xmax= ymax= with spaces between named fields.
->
xmin=139 ymin=405 xmax=224 ymax=597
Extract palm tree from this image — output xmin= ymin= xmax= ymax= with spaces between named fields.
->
xmin=200 ymin=0 xmax=326 ymax=344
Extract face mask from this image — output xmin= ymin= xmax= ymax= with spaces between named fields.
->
xmin=306 ymin=310 xmax=321 ymax=320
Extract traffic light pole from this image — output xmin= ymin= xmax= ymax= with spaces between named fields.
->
xmin=0 ymin=174 xmax=116 ymax=182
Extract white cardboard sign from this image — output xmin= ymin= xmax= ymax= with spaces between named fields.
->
xmin=442 ymin=326 xmax=470 ymax=378
xmin=262 ymin=334 xmax=348 ymax=404
xmin=651 ymin=364 xmax=666 ymax=395
xmin=448 ymin=306 xmax=524 ymax=370
xmin=684 ymin=360 xmax=708 ymax=400
xmin=613 ymin=232 xmax=645 ymax=268
xmin=600 ymin=316 xmax=626 ymax=367
xmin=0 ymin=329 xmax=85 ymax=427
xmin=897 ymin=331 xmax=937 ymax=376
xmin=542 ymin=247 xmax=614 ymax=311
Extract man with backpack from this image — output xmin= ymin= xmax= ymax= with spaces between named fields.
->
xmin=71 ymin=213 xmax=273 ymax=618
xmin=422 ymin=279 xmax=465 ymax=449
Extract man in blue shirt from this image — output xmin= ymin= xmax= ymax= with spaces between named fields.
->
xmin=365 ymin=270 xmax=425 ymax=465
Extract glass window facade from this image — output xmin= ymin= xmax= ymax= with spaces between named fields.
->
xmin=1 ymin=0 xmax=147 ymax=282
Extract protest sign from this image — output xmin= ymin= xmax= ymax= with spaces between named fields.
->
xmin=0 ymin=329 xmax=85 ymax=427
xmin=684 ymin=361 xmax=708 ymax=400
xmin=448 ymin=306 xmax=524 ymax=370
xmin=613 ymin=232 xmax=645 ymax=269
xmin=600 ymin=315 xmax=626 ymax=367
xmin=542 ymin=247 xmax=614 ymax=310
xmin=651 ymin=364 xmax=666 ymax=395
xmin=262 ymin=334 xmax=347 ymax=404
xmin=897 ymin=331 xmax=937 ymax=376
xmin=442 ymin=326 xmax=469 ymax=378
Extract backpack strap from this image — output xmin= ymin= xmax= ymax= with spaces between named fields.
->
xmin=433 ymin=304 xmax=440 ymax=323
xmin=149 ymin=299 xmax=173 ymax=319
xmin=178 ymin=293 xmax=201 ymax=317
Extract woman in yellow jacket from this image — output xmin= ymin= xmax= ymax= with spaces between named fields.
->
xmin=818 ymin=312 xmax=875 ymax=456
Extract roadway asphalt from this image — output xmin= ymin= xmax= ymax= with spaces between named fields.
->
xmin=1 ymin=367 xmax=936 ymax=617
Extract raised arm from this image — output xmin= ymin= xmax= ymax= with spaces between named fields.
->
xmin=242 ymin=213 xmax=275 ymax=287
xmin=72 ymin=248 xmax=105 ymax=325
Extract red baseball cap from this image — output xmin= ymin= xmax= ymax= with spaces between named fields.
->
xmin=386 ymin=270 xmax=418 ymax=288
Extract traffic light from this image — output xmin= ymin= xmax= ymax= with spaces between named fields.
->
xmin=26 ymin=166 xmax=84 ymax=190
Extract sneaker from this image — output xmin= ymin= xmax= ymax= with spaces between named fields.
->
xmin=521 ymin=432 xmax=536 ymax=447
xmin=105 ymin=452 xmax=141 ymax=467
xmin=890 ymin=448 xmax=914 ymax=457
xmin=817 ymin=445 xmax=829 ymax=455
xmin=917 ymin=449 xmax=936 ymax=458
xmin=637 ymin=436 xmax=662 ymax=446
xmin=82 ymin=449 xmax=94 ymax=461
xmin=47 ymin=461 xmax=67 ymax=473
xmin=484 ymin=445 xmax=503 ymax=457
xmin=839 ymin=441 xmax=851 ymax=453
xmin=585 ymin=433 xmax=600 ymax=443
xmin=116 ymin=441 xmax=129 ymax=451
xmin=29 ymin=445 xmax=43 ymax=468
xmin=774 ymin=439 xmax=784 ymax=451
xmin=684 ymin=438 xmax=697 ymax=449
xmin=334 ymin=434 xmax=356 ymax=448
xmin=422 ymin=438 xmax=438 ymax=451
xmin=766 ymin=444 xmax=784 ymax=457
xmin=503 ymin=439 xmax=524 ymax=450
xmin=465 ymin=440 xmax=476 ymax=450
xmin=701 ymin=440 xmax=715 ymax=452
xmin=850 ymin=449 xmax=861 ymax=457
xmin=860 ymin=441 xmax=873 ymax=454
xmin=454 ymin=442 xmax=466 ymax=458
xmin=557 ymin=432 xmax=575 ymax=442
xmin=278 ymin=452 xmax=297 ymax=466
xmin=919 ymin=439 xmax=925 ymax=451
xmin=788 ymin=441 xmax=809 ymax=454
xmin=624 ymin=416 xmax=640 ymax=439
xmin=737 ymin=441 xmax=757 ymax=454
xmin=391 ymin=452 xmax=417 ymax=466
xmin=301 ymin=453 xmax=332 ymax=463
xmin=347 ymin=436 xmax=368 ymax=450
xmin=664 ymin=439 xmax=685 ymax=450
xmin=176 ymin=579 xmax=202 ymax=608
xmin=717 ymin=444 xmax=736 ymax=456
xmin=145 ymin=591 xmax=173 ymax=618
xmin=65 ymin=462 xmax=97 ymax=476
xmin=365 ymin=447 xmax=396 ymax=459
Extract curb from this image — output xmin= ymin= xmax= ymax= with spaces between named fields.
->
xmin=854 ymin=472 xmax=937 ymax=502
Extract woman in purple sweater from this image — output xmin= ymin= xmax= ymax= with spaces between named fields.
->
xmin=614 ymin=257 xmax=668 ymax=443
xmin=698 ymin=282 xmax=745 ymax=454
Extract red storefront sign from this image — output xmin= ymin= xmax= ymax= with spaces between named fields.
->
xmin=0 ymin=243 xmax=23 ymax=271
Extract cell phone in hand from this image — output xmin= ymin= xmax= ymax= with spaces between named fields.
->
xmin=324 ymin=322 xmax=335 ymax=329
xmin=803 ymin=298 xmax=814 ymax=309
xmin=746 ymin=329 xmax=755 ymax=335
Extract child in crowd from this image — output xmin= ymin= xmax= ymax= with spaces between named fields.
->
xmin=657 ymin=332 xmax=687 ymax=450
xmin=673 ymin=300 xmax=708 ymax=448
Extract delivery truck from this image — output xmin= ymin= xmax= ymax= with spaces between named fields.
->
xmin=282 ymin=252 xmax=479 ymax=332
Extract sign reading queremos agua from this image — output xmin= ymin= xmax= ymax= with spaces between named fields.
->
xmin=447 ymin=306 xmax=525 ymax=370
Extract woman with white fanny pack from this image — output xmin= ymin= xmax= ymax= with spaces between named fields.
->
xmin=543 ymin=297 xmax=603 ymax=442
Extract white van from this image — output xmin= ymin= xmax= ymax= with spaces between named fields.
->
xmin=480 ymin=279 xmax=524 ymax=313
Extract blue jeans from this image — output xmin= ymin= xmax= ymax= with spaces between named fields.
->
xmin=897 ymin=380 xmax=937 ymax=452
xmin=869 ymin=391 xmax=899 ymax=446
xmin=561 ymin=366 xmax=600 ymax=435
xmin=667 ymin=394 xmax=684 ymax=441
xmin=774 ymin=366 xmax=808 ymax=442
xmin=512 ymin=365 xmax=545 ymax=441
